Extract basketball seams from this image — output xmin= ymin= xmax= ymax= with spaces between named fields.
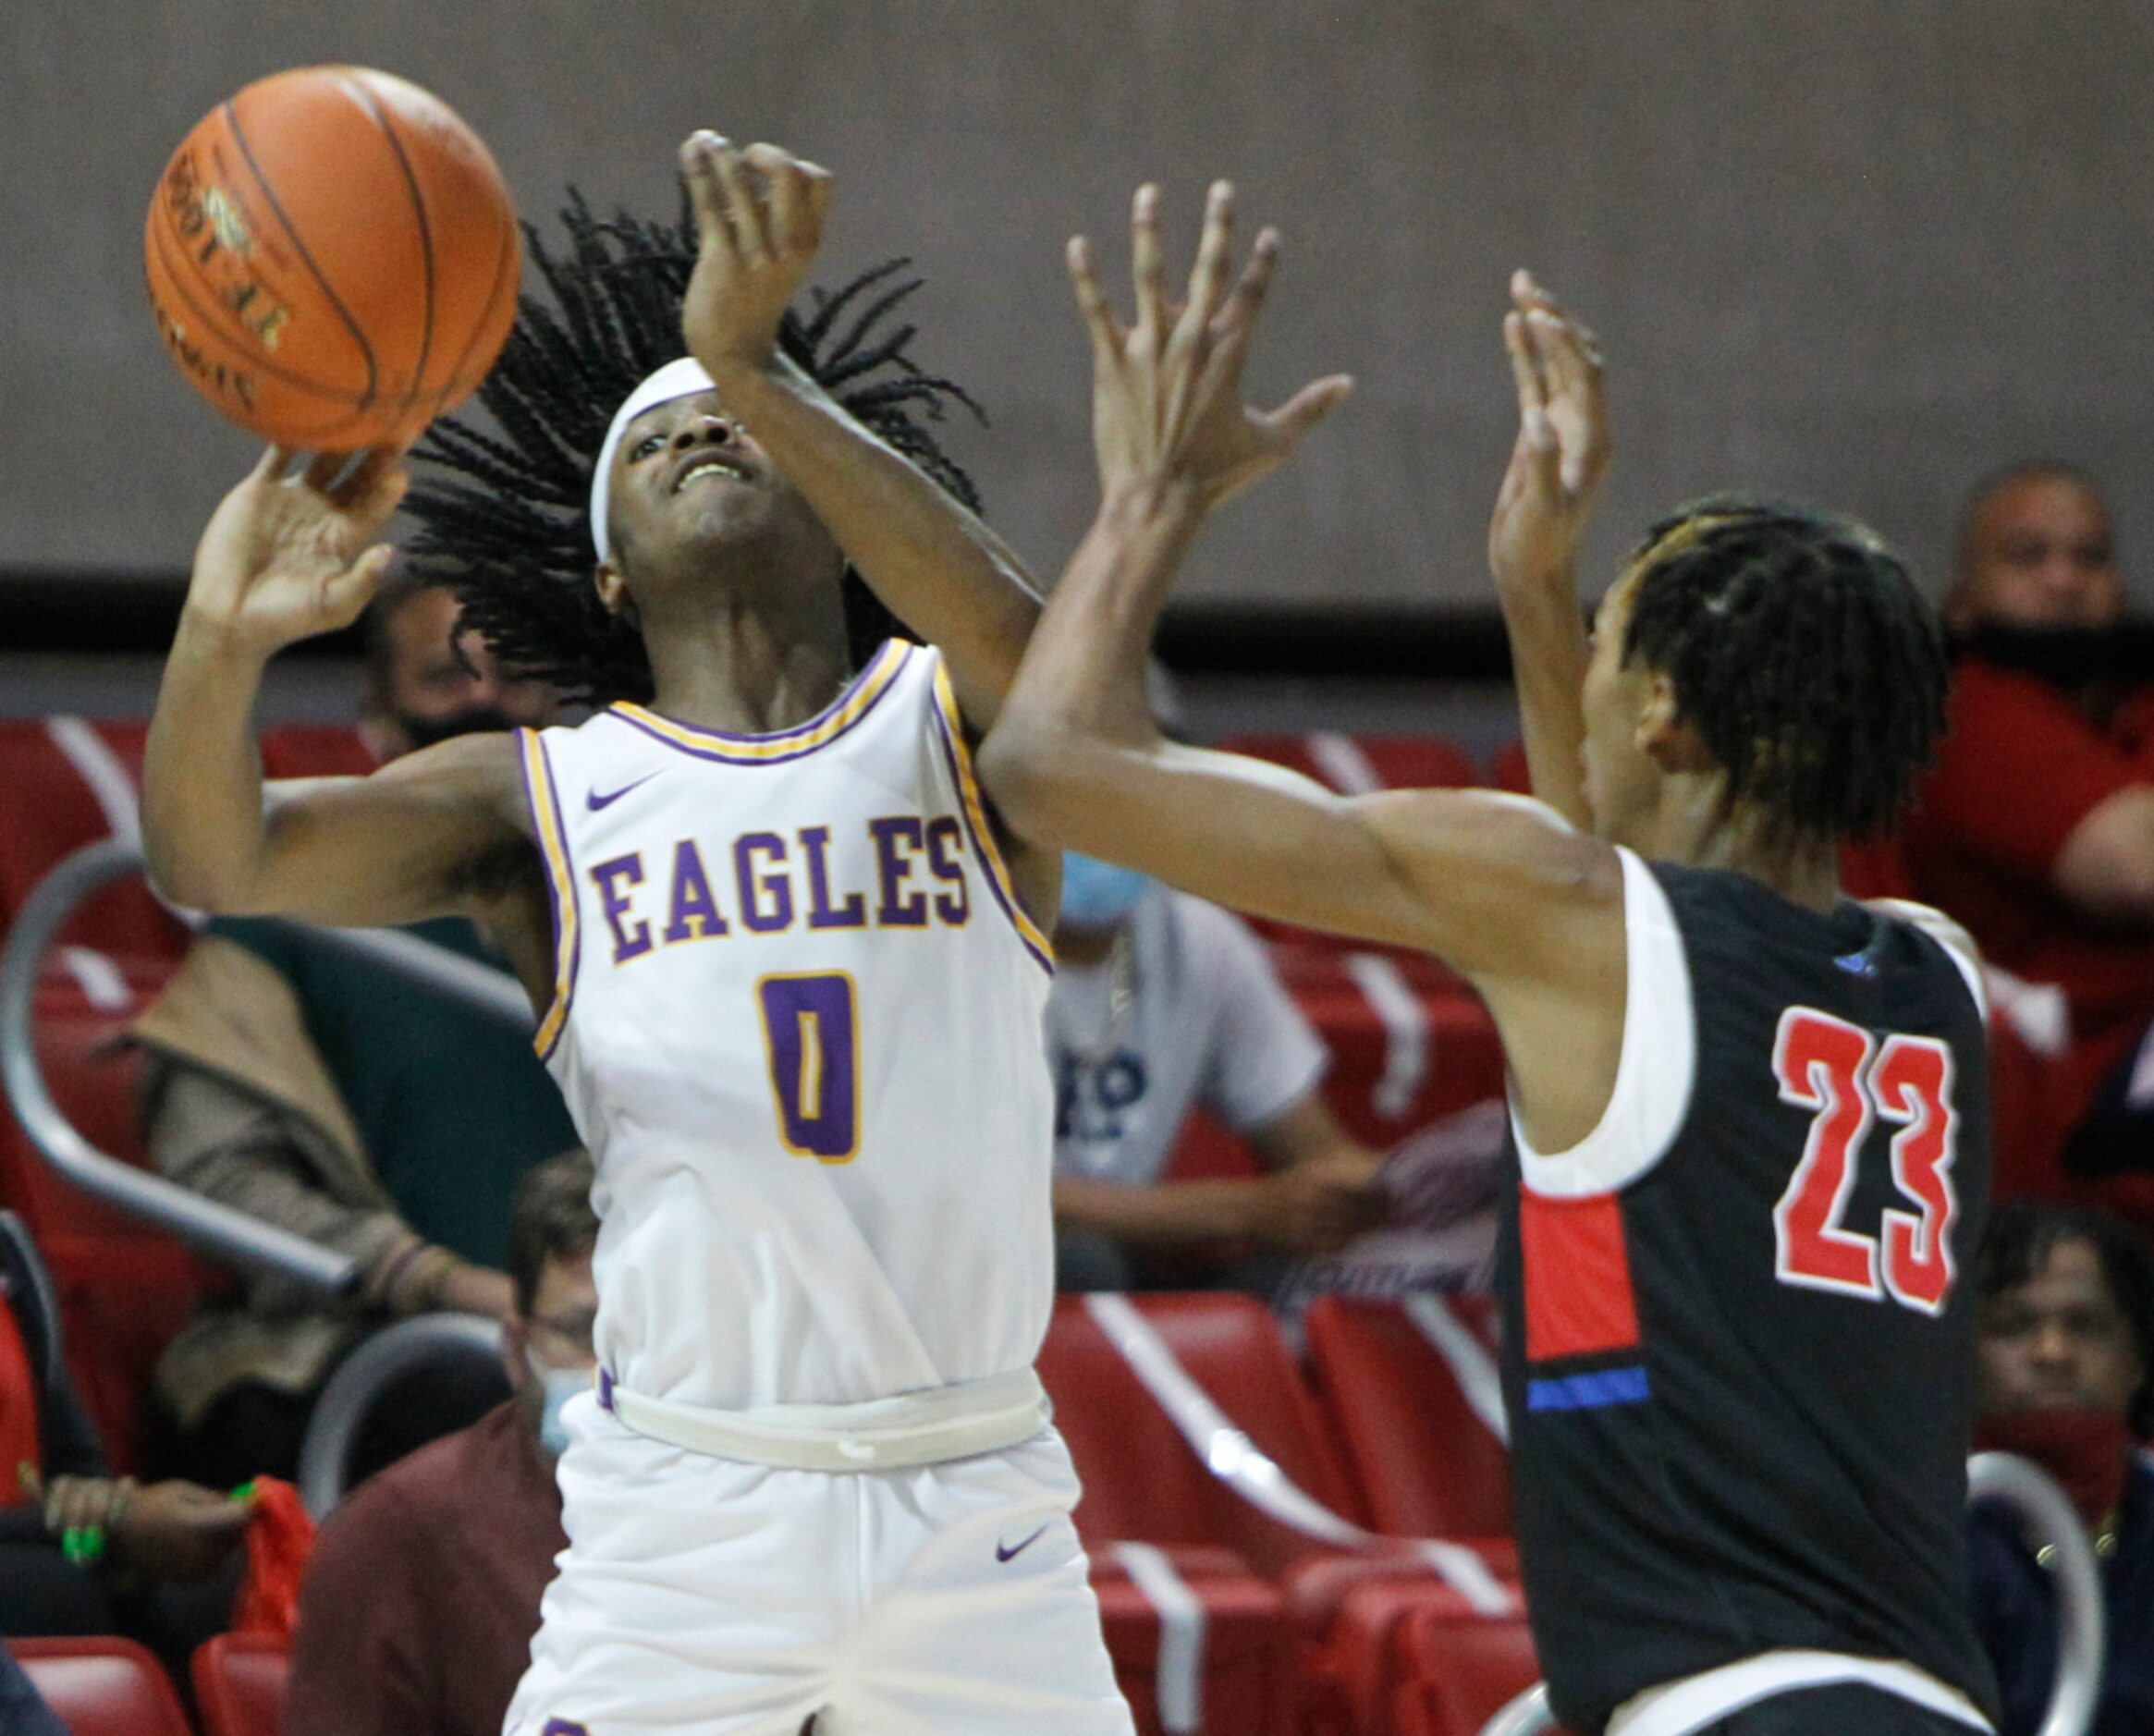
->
xmin=145 ymin=204 xmax=375 ymax=445
xmin=428 ymin=194 xmax=520 ymax=417
xmin=222 ymin=96 xmax=381 ymax=410
xmin=331 ymin=69 xmax=436 ymax=422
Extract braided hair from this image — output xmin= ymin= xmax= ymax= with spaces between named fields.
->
xmin=400 ymin=191 xmax=985 ymax=705
xmin=1621 ymin=496 xmax=1948 ymax=842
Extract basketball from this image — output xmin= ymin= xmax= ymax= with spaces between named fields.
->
xmin=143 ymin=66 xmax=521 ymax=451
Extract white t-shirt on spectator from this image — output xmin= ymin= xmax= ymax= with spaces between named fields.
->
xmin=1046 ymin=887 xmax=1328 ymax=1188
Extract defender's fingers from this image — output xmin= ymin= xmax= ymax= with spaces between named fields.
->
xmin=256 ymin=445 xmax=297 ymax=483
xmin=679 ymin=132 xmax=742 ymax=257
xmin=710 ymin=141 xmax=772 ymax=262
xmin=302 ymin=450 xmax=350 ymax=495
xmin=1183 ymin=180 xmax=1237 ymax=335
xmin=1131 ymin=184 xmax=1167 ymax=335
xmin=1068 ymin=236 xmax=1124 ymax=358
xmin=329 ymin=445 xmax=406 ymax=510
xmin=1504 ymin=312 xmax=1552 ymax=438
xmin=1259 ymin=373 xmax=1355 ymax=448
xmin=1213 ymin=226 xmax=1279 ymax=349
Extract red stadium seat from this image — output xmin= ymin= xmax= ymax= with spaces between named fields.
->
xmin=260 ymin=723 xmax=375 ymax=781
xmin=7 ymin=1636 xmax=193 ymax=1736
xmin=1090 ymin=1547 xmax=1294 ymax=1736
xmin=1270 ymin=948 xmax=1505 ymax=1146
xmin=1040 ymin=1292 xmax=1366 ymax=1579
xmin=0 ymin=719 xmax=187 ymax=960
xmin=1303 ymin=1295 xmax=1511 ymax=1539
xmin=1392 ymin=1601 xmax=1548 ymax=1736
xmin=2 ymin=962 xmax=217 ymax=1471
xmin=192 ymin=1633 xmax=289 ymax=1736
xmin=1485 ymin=739 xmax=1533 ymax=796
xmin=1219 ymin=734 xmax=1479 ymax=799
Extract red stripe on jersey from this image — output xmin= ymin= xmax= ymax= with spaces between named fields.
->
xmin=1520 ymin=1186 xmax=1642 ymax=1362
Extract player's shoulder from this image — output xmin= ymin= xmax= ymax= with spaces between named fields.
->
xmin=1865 ymin=896 xmax=1989 ymax=1018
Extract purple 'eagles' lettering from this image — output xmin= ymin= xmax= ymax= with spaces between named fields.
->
xmin=589 ymin=814 xmax=976 ymax=966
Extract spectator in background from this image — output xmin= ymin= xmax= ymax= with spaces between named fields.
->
xmin=0 ymin=1213 xmax=255 ymax=1670
xmin=1048 ymin=853 xmax=1388 ymax=1291
xmin=1904 ymin=465 xmax=2154 ymax=1177
xmin=284 ymin=1151 xmax=595 ymax=1736
xmin=131 ymin=577 xmax=574 ymax=1487
xmin=1967 ymin=1200 xmax=2154 ymax=1735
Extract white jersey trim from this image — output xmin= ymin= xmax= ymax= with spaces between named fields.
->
xmin=1511 ymin=847 xmax=1695 ymax=1198
xmin=1866 ymin=898 xmax=1989 ymax=1022
xmin=1607 ymin=1649 xmax=1992 ymax=1736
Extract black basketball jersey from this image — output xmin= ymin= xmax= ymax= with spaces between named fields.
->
xmin=1496 ymin=851 xmax=2001 ymax=1735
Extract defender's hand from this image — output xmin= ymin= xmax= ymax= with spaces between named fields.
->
xmin=186 ymin=446 xmax=408 ymax=659
xmin=1068 ymin=181 xmax=1352 ymax=515
xmin=679 ymin=131 xmax=835 ymax=379
xmin=1488 ymin=272 xmax=1607 ymax=594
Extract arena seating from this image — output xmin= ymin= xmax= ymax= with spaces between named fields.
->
xmin=0 ymin=719 xmax=183 ymax=961
xmin=1389 ymin=1601 xmax=1548 ymax=1736
xmin=3 ymin=962 xmax=214 ymax=1472
xmin=1303 ymin=1295 xmax=1511 ymax=1539
xmin=191 ymin=1633 xmax=289 ymax=1736
xmin=6 ymin=1636 xmax=194 ymax=1736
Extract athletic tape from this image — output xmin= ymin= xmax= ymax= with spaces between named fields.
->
xmin=1113 ymin=1542 xmax=1207 ymax=1734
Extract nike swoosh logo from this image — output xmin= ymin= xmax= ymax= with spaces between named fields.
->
xmin=586 ymin=774 xmax=658 ymax=812
xmin=996 ymin=1524 xmax=1048 ymax=1564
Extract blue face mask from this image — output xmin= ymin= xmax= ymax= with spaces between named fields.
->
xmin=1059 ymin=855 xmax=1151 ymax=930
xmin=528 ymin=1354 xmax=590 ymax=1459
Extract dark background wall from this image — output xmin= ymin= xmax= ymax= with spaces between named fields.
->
xmin=6 ymin=1 xmax=2150 ymax=616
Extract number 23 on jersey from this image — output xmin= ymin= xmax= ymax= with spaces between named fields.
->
xmin=1771 ymin=1006 xmax=1960 ymax=1314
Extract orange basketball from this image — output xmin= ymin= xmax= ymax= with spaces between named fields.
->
xmin=144 ymin=66 xmax=521 ymax=451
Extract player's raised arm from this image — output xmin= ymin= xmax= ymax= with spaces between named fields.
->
xmin=143 ymin=448 xmax=531 ymax=930
xmin=979 ymin=184 xmax=1621 ymax=990
xmin=675 ymin=131 xmax=1041 ymax=732
xmin=1488 ymin=273 xmax=1607 ymax=829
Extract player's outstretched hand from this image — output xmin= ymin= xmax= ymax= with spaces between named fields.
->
xmin=1069 ymin=181 xmax=1352 ymax=515
xmin=1487 ymin=271 xmax=1608 ymax=595
xmin=679 ymin=130 xmax=835 ymax=378
xmin=186 ymin=446 xmax=408 ymax=659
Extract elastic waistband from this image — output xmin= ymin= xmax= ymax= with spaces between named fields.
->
xmin=595 ymin=1367 xmax=1053 ymax=1472
xmin=1608 ymin=1650 xmax=1992 ymax=1736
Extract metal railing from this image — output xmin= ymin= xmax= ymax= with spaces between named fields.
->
xmin=1477 ymin=1451 xmax=2106 ymax=1736
xmin=0 ymin=838 xmax=532 ymax=1295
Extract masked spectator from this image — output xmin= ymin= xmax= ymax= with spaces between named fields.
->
xmin=283 ymin=1150 xmax=595 ymax=1736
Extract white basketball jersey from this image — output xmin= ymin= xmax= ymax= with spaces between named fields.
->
xmin=518 ymin=642 xmax=1057 ymax=1410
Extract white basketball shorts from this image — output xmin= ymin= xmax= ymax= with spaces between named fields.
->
xmin=503 ymin=1393 xmax=1134 ymax=1735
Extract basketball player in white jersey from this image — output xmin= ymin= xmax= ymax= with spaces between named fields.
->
xmin=142 ymin=134 xmax=1129 ymax=1734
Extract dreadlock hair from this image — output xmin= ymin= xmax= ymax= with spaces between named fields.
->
xmin=400 ymin=190 xmax=985 ymax=706
xmin=1620 ymin=495 xmax=1949 ymax=843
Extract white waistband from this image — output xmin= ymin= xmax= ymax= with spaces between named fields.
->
xmin=595 ymin=1367 xmax=1053 ymax=1472
xmin=1608 ymin=1650 xmax=1993 ymax=1736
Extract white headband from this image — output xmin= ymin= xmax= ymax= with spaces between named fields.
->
xmin=589 ymin=356 xmax=718 ymax=563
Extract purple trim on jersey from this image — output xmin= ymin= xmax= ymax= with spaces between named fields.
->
xmin=927 ymin=697 xmax=1054 ymax=976
xmin=518 ymin=728 xmax=581 ymax=1061
xmin=597 ymin=1370 xmax=615 ymax=1412
xmin=1525 ymin=1365 xmax=1652 ymax=1412
xmin=606 ymin=641 xmax=910 ymax=765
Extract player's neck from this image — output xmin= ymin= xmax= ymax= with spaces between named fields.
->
xmin=1651 ymin=784 xmax=1843 ymax=912
xmin=641 ymin=600 xmax=851 ymax=737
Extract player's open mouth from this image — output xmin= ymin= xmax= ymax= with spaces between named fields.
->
xmin=673 ymin=456 xmax=751 ymax=492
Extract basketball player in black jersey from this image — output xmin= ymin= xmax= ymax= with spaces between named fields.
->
xmin=981 ymin=184 xmax=2000 ymax=1736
